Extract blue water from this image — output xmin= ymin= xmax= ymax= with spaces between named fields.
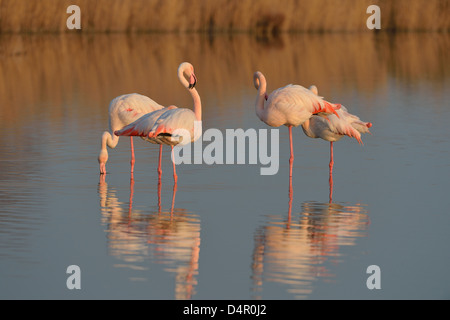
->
xmin=0 ymin=33 xmax=449 ymax=299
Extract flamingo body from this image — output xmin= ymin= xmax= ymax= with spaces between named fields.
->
xmin=262 ymin=84 xmax=341 ymax=128
xmin=114 ymin=62 xmax=202 ymax=182
xmin=253 ymin=71 xmax=342 ymax=177
xmin=301 ymin=85 xmax=372 ymax=184
xmin=108 ymin=94 xmax=164 ymax=132
xmin=98 ymin=93 xmax=164 ymax=174
xmin=301 ymin=86 xmax=372 ymax=145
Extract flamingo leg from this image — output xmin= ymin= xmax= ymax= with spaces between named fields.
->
xmin=128 ymin=173 xmax=134 ymax=218
xmin=288 ymin=126 xmax=294 ymax=178
xmin=171 ymin=146 xmax=178 ymax=184
xmin=157 ymin=145 xmax=162 ymax=213
xmin=329 ymin=142 xmax=334 ymax=203
xmin=287 ymin=175 xmax=293 ymax=226
xmin=158 ymin=145 xmax=163 ymax=175
xmin=171 ymin=182 xmax=177 ymax=220
xmin=130 ymin=137 xmax=135 ymax=173
xmin=157 ymin=171 xmax=162 ymax=213
xmin=329 ymin=141 xmax=334 ymax=175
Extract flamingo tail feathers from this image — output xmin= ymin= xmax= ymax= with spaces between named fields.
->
xmin=314 ymin=100 xmax=341 ymax=118
xmin=114 ymin=126 xmax=144 ymax=137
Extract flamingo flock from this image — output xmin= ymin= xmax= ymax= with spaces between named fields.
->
xmin=98 ymin=62 xmax=372 ymax=200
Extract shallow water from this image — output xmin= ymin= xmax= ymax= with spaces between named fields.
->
xmin=0 ymin=32 xmax=449 ymax=299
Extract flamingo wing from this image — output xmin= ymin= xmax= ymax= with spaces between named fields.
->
xmin=109 ymin=93 xmax=165 ymax=131
xmin=266 ymin=85 xmax=341 ymax=127
xmin=148 ymin=108 xmax=201 ymax=146
xmin=323 ymin=106 xmax=372 ymax=144
xmin=114 ymin=108 xmax=167 ymax=137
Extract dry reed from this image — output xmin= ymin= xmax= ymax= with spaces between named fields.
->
xmin=0 ymin=0 xmax=448 ymax=33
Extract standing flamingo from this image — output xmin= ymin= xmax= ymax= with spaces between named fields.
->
xmin=253 ymin=71 xmax=342 ymax=177
xmin=301 ymin=85 xmax=372 ymax=201
xmin=115 ymin=62 xmax=202 ymax=183
xmin=98 ymin=93 xmax=164 ymax=174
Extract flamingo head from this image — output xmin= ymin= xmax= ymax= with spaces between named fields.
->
xmin=253 ymin=71 xmax=268 ymax=100
xmin=98 ymin=149 xmax=108 ymax=174
xmin=178 ymin=62 xmax=197 ymax=90
xmin=253 ymin=71 xmax=264 ymax=90
xmin=188 ymin=73 xmax=197 ymax=89
xmin=309 ymin=85 xmax=318 ymax=96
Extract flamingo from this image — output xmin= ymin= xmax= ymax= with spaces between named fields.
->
xmin=115 ymin=62 xmax=202 ymax=183
xmin=98 ymin=93 xmax=164 ymax=174
xmin=253 ymin=71 xmax=342 ymax=177
xmin=301 ymin=85 xmax=372 ymax=199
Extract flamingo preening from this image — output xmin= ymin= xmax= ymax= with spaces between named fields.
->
xmin=98 ymin=94 xmax=164 ymax=174
xmin=301 ymin=85 xmax=372 ymax=202
xmin=253 ymin=71 xmax=342 ymax=177
xmin=115 ymin=62 xmax=202 ymax=183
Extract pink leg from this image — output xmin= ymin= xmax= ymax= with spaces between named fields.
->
xmin=130 ymin=137 xmax=135 ymax=173
xmin=287 ymin=175 xmax=293 ymax=225
xmin=329 ymin=142 xmax=334 ymax=175
xmin=171 ymin=183 xmax=177 ymax=219
xmin=288 ymin=126 xmax=294 ymax=178
xmin=171 ymin=146 xmax=178 ymax=184
xmin=157 ymin=145 xmax=162 ymax=213
xmin=157 ymin=172 xmax=162 ymax=213
xmin=329 ymin=142 xmax=334 ymax=203
xmin=158 ymin=145 xmax=163 ymax=176
xmin=128 ymin=173 xmax=134 ymax=217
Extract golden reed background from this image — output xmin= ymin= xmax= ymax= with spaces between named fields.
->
xmin=0 ymin=0 xmax=449 ymax=33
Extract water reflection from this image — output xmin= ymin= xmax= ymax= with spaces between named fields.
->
xmin=98 ymin=175 xmax=201 ymax=300
xmin=252 ymin=198 xmax=369 ymax=299
xmin=0 ymin=32 xmax=448 ymax=131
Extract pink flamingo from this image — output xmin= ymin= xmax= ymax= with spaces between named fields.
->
xmin=115 ymin=62 xmax=202 ymax=183
xmin=301 ymin=85 xmax=372 ymax=201
xmin=253 ymin=71 xmax=342 ymax=177
xmin=98 ymin=93 xmax=164 ymax=174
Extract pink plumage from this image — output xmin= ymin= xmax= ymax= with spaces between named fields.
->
xmin=114 ymin=62 xmax=202 ymax=183
xmin=301 ymin=85 xmax=372 ymax=145
xmin=98 ymin=93 xmax=165 ymax=174
xmin=301 ymin=85 xmax=372 ymax=178
xmin=253 ymin=71 xmax=342 ymax=177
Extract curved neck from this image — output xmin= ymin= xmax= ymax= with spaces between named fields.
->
xmin=102 ymin=131 xmax=119 ymax=150
xmin=254 ymin=73 xmax=267 ymax=120
xmin=189 ymin=87 xmax=202 ymax=121
xmin=301 ymin=119 xmax=315 ymax=138
xmin=178 ymin=67 xmax=190 ymax=88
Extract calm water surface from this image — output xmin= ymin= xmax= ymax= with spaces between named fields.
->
xmin=0 ymin=33 xmax=449 ymax=299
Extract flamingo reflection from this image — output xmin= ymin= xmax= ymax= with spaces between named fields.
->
xmin=251 ymin=200 xmax=369 ymax=299
xmin=98 ymin=175 xmax=200 ymax=299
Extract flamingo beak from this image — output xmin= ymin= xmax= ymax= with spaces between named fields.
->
xmin=99 ymin=163 xmax=106 ymax=175
xmin=188 ymin=73 xmax=197 ymax=89
xmin=265 ymin=94 xmax=268 ymax=101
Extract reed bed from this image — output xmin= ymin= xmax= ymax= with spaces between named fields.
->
xmin=0 ymin=0 xmax=448 ymax=33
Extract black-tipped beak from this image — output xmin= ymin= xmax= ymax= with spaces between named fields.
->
xmin=189 ymin=73 xmax=197 ymax=89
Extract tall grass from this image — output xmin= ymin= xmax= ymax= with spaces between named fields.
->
xmin=0 ymin=0 xmax=448 ymax=33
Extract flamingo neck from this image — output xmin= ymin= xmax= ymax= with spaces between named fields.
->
xmin=254 ymin=73 xmax=267 ymax=120
xmin=301 ymin=119 xmax=316 ymax=138
xmin=102 ymin=131 xmax=119 ymax=150
xmin=190 ymin=88 xmax=202 ymax=121
xmin=178 ymin=64 xmax=190 ymax=88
